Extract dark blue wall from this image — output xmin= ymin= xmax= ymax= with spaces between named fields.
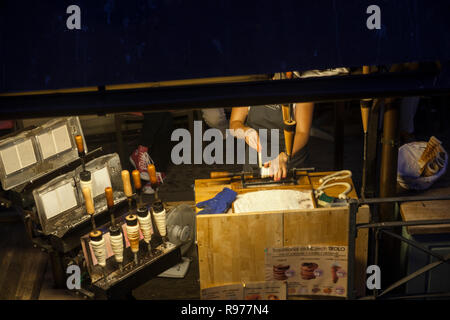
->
xmin=1 ymin=0 xmax=450 ymax=93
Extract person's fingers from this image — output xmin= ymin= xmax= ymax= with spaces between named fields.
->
xmin=269 ymin=165 xmax=274 ymax=177
xmin=272 ymin=166 xmax=279 ymax=181
xmin=282 ymin=165 xmax=287 ymax=179
xmin=245 ymin=129 xmax=259 ymax=151
xmin=274 ymin=169 xmax=281 ymax=181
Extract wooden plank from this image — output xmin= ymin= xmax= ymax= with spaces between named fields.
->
xmin=197 ymin=212 xmax=283 ymax=290
xmin=400 ymin=187 xmax=450 ymax=235
xmin=14 ymin=248 xmax=48 ymax=300
xmin=0 ymin=221 xmax=48 ymax=300
xmin=283 ymin=205 xmax=369 ymax=297
xmin=284 ymin=207 xmax=348 ymax=246
xmin=0 ymin=247 xmax=16 ymax=300
xmin=354 ymin=205 xmax=370 ymax=298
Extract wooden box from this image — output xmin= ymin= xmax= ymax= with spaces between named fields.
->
xmin=195 ymin=172 xmax=369 ymax=298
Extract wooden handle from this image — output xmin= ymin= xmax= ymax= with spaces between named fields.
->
xmin=284 ymin=120 xmax=296 ymax=157
xmin=147 ymin=164 xmax=158 ymax=185
xmin=89 ymin=229 xmax=102 ymax=240
xmin=282 ymin=105 xmax=290 ymax=122
xmin=121 ymin=170 xmax=133 ymax=197
xmin=132 ymin=170 xmax=142 ymax=190
xmin=125 ymin=214 xmax=137 ymax=224
xmin=210 ymin=171 xmax=232 ymax=179
xmin=363 ymin=66 xmax=370 ymax=74
xmin=360 ymin=66 xmax=371 ymax=133
xmin=82 ymin=187 xmax=95 ymax=215
xmin=75 ymin=135 xmax=84 ymax=153
xmin=360 ymin=100 xmax=371 ymax=133
xmin=105 ymin=187 xmax=114 ymax=208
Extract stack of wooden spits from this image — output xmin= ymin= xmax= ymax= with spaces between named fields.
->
xmin=418 ymin=136 xmax=446 ymax=177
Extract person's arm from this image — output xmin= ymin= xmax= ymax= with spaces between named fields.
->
xmin=229 ymin=107 xmax=250 ymax=132
xmin=230 ymin=107 xmax=261 ymax=151
xmin=291 ymin=102 xmax=314 ymax=156
xmin=266 ymin=102 xmax=313 ymax=181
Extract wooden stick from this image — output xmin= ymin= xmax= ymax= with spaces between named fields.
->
xmin=284 ymin=119 xmax=296 ymax=157
xmin=75 ymin=135 xmax=84 ymax=154
xmin=82 ymin=186 xmax=96 ymax=229
xmin=132 ymin=170 xmax=143 ymax=208
xmin=147 ymin=164 xmax=159 ymax=200
xmin=360 ymin=65 xmax=372 ymax=199
xmin=147 ymin=164 xmax=157 ymax=185
xmin=131 ymin=170 xmax=142 ymax=190
xmin=210 ymin=171 xmax=234 ymax=179
xmin=121 ymin=170 xmax=133 ymax=198
xmin=105 ymin=187 xmax=115 ymax=226
xmin=360 ymin=66 xmax=371 ymax=134
xmin=282 ymin=105 xmax=290 ymax=122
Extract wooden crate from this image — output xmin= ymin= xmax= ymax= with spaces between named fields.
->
xmin=195 ymin=172 xmax=370 ymax=298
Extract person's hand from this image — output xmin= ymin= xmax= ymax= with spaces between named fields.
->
xmin=264 ymin=152 xmax=288 ymax=181
xmin=244 ymin=128 xmax=262 ymax=152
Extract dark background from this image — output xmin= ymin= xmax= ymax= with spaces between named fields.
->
xmin=2 ymin=0 xmax=450 ymax=93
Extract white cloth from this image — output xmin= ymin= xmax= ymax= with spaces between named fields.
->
xmin=201 ymin=108 xmax=228 ymax=136
xmin=233 ymin=189 xmax=314 ymax=213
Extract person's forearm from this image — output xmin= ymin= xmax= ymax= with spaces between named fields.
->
xmin=291 ymin=102 xmax=314 ymax=156
xmin=229 ymin=120 xmax=253 ymax=137
xmin=291 ymin=131 xmax=310 ymax=155
xmin=230 ymin=120 xmax=249 ymax=132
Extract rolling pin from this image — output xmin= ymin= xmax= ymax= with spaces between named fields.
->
xmin=210 ymin=166 xmax=314 ymax=180
xmin=210 ymin=171 xmax=253 ymax=179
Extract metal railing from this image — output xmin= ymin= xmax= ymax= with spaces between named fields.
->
xmin=347 ymin=195 xmax=450 ymax=300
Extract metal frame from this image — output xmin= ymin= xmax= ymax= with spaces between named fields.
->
xmin=347 ymin=195 xmax=450 ymax=300
xmin=1 ymin=71 xmax=450 ymax=120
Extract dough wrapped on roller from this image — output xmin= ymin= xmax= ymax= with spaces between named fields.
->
xmin=137 ymin=207 xmax=153 ymax=244
xmin=125 ymin=215 xmax=140 ymax=253
xmin=152 ymin=201 xmax=167 ymax=237
xmin=90 ymin=230 xmax=107 ymax=267
xmin=109 ymin=229 xmax=124 ymax=263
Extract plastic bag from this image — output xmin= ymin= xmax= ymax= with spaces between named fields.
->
xmin=397 ymin=142 xmax=448 ymax=190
